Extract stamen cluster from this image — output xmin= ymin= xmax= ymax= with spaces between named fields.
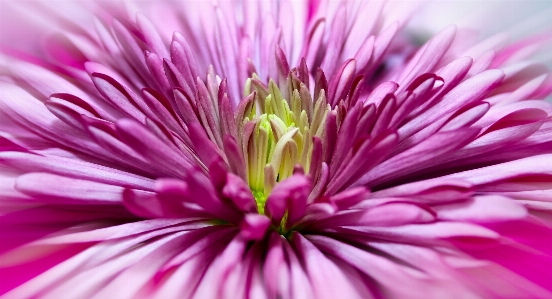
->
xmin=240 ymin=76 xmax=330 ymax=212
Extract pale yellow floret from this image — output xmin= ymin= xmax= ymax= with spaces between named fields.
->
xmin=240 ymin=76 xmax=330 ymax=211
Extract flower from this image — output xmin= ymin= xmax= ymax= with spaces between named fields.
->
xmin=1 ymin=0 xmax=552 ymax=298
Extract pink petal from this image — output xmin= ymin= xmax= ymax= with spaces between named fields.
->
xmin=0 ymin=151 xmax=154 ymax=190
xmin=16 ymin=172 xmax=123 ymax=205
xmin=372 ymin=178 xmax=474 ymax=204
xmin=265 ymin=174 xmax=311 ymax=228
xmin=435 ymin=195 xmax=527 ymax=222
xmin=360 ymin=128 xmax=479 ymax=187
xmin=401 ymin=69 xmax=504 ymax=139
xmin=240 ymin=214 xmax=271 ymax=240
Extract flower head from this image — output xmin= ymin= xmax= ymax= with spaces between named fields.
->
xmin=1 ymin=1 xmax=552 ymax=298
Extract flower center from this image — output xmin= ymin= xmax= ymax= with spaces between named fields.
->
xmin=240 ymin=76 xmax=330 ymax=214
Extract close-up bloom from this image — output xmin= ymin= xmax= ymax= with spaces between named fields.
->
xmin=1 ymin=0 xmax=552 ymax=298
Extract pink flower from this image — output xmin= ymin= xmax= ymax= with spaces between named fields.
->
xmin=1 ymin=1 xmax=552 ymax=298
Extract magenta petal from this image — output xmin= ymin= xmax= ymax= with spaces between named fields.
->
xmin=372 ymin=178 xmax=474 ymax=204
xmin=275 ymin=45 xmax=290 ymax=87
xmin=265 ymin=174 xmax=311 ymax=228
xmin=111 ymin=19 xmax=150 ymax=82
xmin=171 ymin=32 xmax=200 ymax=86
xmin=91 ymin=231 xmax=192 ymax=298
xmin=435 ymin=195 xmax=527 ymax=222
xmin=446 ymin=154 xmax=552 ymax=188
xmin=208 ymin=157 xmax=228 ymax=191
xmin=328 ymin=59 xmax=356 ymax=106
xmin=85 ymin=122 xmax=156 ymax=176
xmin=129 ymin=178 xmax=212 ymax=219
xmin=320 ymin=6 xmax=346 ymax=76
xmin=262 ymin=232 xmax=290 ymax=298
xmin=223 ymin=135 xmax=247 ymax=181
xmin=218 ymin=93 xmax=238 ymax=141
xmin=364 ymin=81 xmax=398 ymax=107
xmin=188 ymin=122 xmax=224 ymax=168
xmin=48 ymin=93 xmax=101 ymax=119
xmin=361 ymin=128 xmax=479 ymax=187
xmin=371 ymin=21 xmax=399 ymax=67
xmin=312 ymin=202 xmax=435 ymax=229
xmin=222 ymin=173 xmax=257 ymax=213
xmin=298 ymin=202 xmax=337 ymax=225
xmin=185 ymin=169 xmax=242 ymax=224
xmin=240 ymin=214 xmax=271 ymax=240
xmin=307 ymin=234 xmax=454 ymax=298
xmin=0 ymin=151 xmax=154 ymax=190
xmin=192 ymin=234 xmax=247 ymax=298
xmin=402 ymin=68 xmax=503 ymax=139
xmin=145 ymin=51 xmax=172 ymax=99
xmin=158 ymin=226 xmax=236 ymax=274
xmin=140 ymin=88 xmax=185 ymax=136
xmin=328 ymin=132 xmax=398 ymax=194
xmin=292 ymin=233 xmax=367 ymax=299
xmin=354 ymin=35 xmax=375 ymax=72
xmin=136 ymin=13 xmax=169 ymax=59
xmin=35 ymin=219 xmax=195 ymax=245
xmin=115 ymin=119 xmax=192 ymax=177
xmin=16 ymin=172 xmax=123 ymax=205
xmin=330 ymin=187 xmax=370 ymax=210
xmin=330 ymin=103 xmax=361 ymax=176
xmin=336 ymin=221 xmax=500 ymax=245
xmin=440 ymin=102 xmax=490 ymax=132
xmin=397 ymin=25 xmax=456 ymax=87
xmin=91 ymin=73 xmax=146 ymax=122
xmin=371 ymin=93 xmax=396 ymax=137
xmin=43 ymin=100 xmax=91 ymax=131
xmin=121 ymin=189 xmax=157 ymax=217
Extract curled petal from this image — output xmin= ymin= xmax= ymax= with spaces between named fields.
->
xmin=265 ymin=174 xmax=311 ymax=228
xmin=240 ymin=214 xmax=271 ymax=240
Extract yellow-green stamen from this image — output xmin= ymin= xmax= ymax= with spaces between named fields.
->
xmin=241 ymin=76 xmax=330 ymax=213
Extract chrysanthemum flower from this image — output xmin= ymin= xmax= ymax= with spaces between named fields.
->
xmin=1 ymin=0 xmax=552 ymax=298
